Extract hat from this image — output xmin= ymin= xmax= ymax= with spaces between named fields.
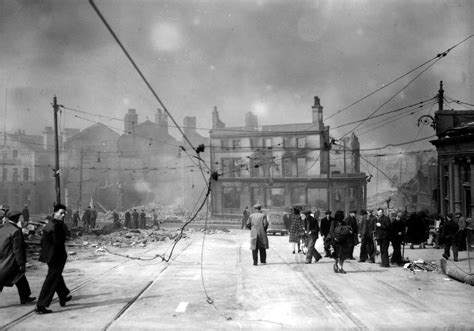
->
xmin=349 ymin=210 xmax=357 ymax=214
xmin=7 ymin=210 xmax=22 ymax=221
xmin=325 ymin=210 xmax=331 ymax=215
xmin=0 ymin=204 xmax=9 ymax=211
xmin=253 ymin=203 xmax=262 ymax=209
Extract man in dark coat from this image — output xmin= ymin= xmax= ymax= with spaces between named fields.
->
xmin=90 ymin=205 xmax=97 ymax=229
xmin=35 ymin=203 xmax=72 ymax=314
xmin=345 ymin=210 xmax=359 ymax=260
xmin=82 ymin=207 xmax=91 ymax=229
xmin=375 ymin=208 xmax=391 ymax=268
xmin=390 ymin=211 xmax=405 ymax=266
xmin=0 ymin=210 xmax=36 ymax=304
xmin=124 ymin=210 xmax=131 ymax=228
xmin=139 ymin=209 xmax=147 ymax=229
xmin=320 ymin=211 xmax=333 ymax=257
xmin=22 ymin=205 xmax=30 ymax=223
xmin=358 ymin=209 xmax=375 ymax=263
xmin=246 ymin=203 xmax=269 ymax=266
xmin=241 ymin=206 xmax=250 ymax=229
xmin=132 ymin=209 xmax=139 ymax=229
xmin=304 ymin=211 xmax=322 ymax=264
xmin=442 ymin=213 xmax=459 ymax=261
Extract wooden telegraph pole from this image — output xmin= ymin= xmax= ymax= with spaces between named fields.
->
xmin=53 ymin=96 xmax=61 ymax=205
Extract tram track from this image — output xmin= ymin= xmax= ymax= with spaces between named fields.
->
xmin=2 ymin=239 xmax=193 ymax=331
xmin=270 ymin=246 xmax=369 ymax=330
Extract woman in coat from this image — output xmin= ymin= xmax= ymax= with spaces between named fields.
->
xmin=289 ymin=207 xmax=304 ymax=254
xmin=329 ymin=210 xmax=351 ymax=274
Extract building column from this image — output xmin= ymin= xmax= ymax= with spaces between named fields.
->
xmin=448 ymin=161 xmax=454 ymax=213
xmin=470 ymin=162 xmax=474 ymax=217
xmin=453 ymin=160 xmax=462 ymax=214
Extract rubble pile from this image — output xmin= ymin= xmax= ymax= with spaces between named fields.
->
xmin=404 ymin=259 xmax=439 ymax=272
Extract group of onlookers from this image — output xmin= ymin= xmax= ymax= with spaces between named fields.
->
xmin=245 ymin=204 xmax=471 ymax=272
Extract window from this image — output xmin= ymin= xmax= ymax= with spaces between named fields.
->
xmin=23 ymin=168 xmax=29 ymax=181
xmin=223 ymin=187 xmax=240 ymax=208
xmin=308 ymin=188 xmax=327 ymax=210
xmin=233 ymin=159 xmax=243 ymax=177
xmin=297 ymin=158 xmax=306 ymax=177
xmin=264 ymin=138 xmax=272 ymax=149
xmin=232 ymin=139 xmax=241 ymax=150
xmin=297 ymin=137 xmax=305 ymax=148
xmin=250 ymin=187 xmax=264 ymax=207
xmin=282 ymin=158 xmax=294 ymax=177
xmin=250 ymin=138 xmax=259 ymax=149
xmin=283 ymin=137 xmax=294 ymax=148
xmin=250 ymin=158 xmax=260 ymax=177
xmin=266 ymin=188 xmax=285 ymax=207
xmin=12 ymin=150 xmax=18 ymax=158
xmin=221 ymin=159 xmax=233 ymax=178
xmin=2 ymin=168 xmax=7 ymax=181
xmin=12 ymin=168 xmax=18 ymax=182
xmin=291 ymin=187 xmax=306 ymax=204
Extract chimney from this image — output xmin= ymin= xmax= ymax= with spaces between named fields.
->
xmin=245 ymin=112 xmax=258 ymax=131
xmin=312 ymin=96 xmax=323 ymax=130
xmin=155 ymin=108 xmax=168 ymax=134
xmin=212 ymin=106 xmax=225 ymax=129
xmin=124 ymin=109 xmax=138 ymax=134
xmin=183 ymin=116 xmax=196 ymax=134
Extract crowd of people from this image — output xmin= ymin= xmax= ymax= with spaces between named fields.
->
xmin=244 ymin=204 xmax=472 ymax=272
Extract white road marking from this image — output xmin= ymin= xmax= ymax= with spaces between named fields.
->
xmin=176 ymin=302 xmax=189 ymax=313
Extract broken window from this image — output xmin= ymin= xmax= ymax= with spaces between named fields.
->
xmin=223 ymin=187 xmax=240 ymax=209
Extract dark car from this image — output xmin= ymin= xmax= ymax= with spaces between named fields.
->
xmin=265 ymin=210 xmax=288 ymax=236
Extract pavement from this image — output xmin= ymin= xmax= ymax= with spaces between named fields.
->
xmin=1 ymin=228 xmax=473 ymax=330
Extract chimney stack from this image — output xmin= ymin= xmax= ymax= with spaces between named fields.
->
xmin=155 ymin=109 xmax=169 ymax=134
xmin=312 ymin=96 xmax=324 ymax=130
xmin=212 ymin=106 xmax=225 ymax=129
xmin=124 ymin=109 xmax=138 ymax=134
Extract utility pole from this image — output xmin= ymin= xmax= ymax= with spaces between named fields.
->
xmin=53 ymin=96 xmax=61 ymax=205
xmin=438 ymin=81 xmax=444 ymax=111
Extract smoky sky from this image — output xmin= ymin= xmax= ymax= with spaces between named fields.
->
xmin=0 ymin=0 xmax=472 ymax=152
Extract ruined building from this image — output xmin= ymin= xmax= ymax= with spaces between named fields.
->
xmin=209 ymin=97 xmax=367 ymax=218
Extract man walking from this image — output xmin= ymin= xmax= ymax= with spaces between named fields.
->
xmin=241 ymin=206 xmax=250 ymax=229
xmin=246 ymin=203 xmax=269 ymax=266
xmin=375 ymin=208 xmax=391 ymax=268
xmin=304 ymin=210 xmax=322 ymax=264
xmin=0 ymin=210 xmax=36 ymax=304
xmin=35 ymin=203 xmax=72 ymax=314
xmin=320 ymin=211 xmax=332 ymax=257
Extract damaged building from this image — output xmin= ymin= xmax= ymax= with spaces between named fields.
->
xmin=209 ymin=97 xmax=367 ymax=218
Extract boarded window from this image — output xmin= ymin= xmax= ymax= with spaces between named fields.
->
xmin=283 ymin=158 xmax=294 ymax=177
xmin=297 ymin=158 xmax=306 ymax=177
xmin=223 ymin=187 xmax=240 ymax=208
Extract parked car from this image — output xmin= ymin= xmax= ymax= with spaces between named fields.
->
xmin=265 ymin=210 xmax=288 ymax=236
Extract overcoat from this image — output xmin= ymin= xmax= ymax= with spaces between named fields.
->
xmin=39 ymin=219 xmax=68 ymax=265
xmin=247 ymin=212 xmax=269 ymax=250
xmin=289 ymin=214 xmax=304 ymax=243
xmin=0 ymin=222 xmax=26 ymax=287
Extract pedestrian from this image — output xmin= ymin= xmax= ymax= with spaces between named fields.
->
xmin=345 ymin=210 xmax=359 ymax=260
xmin=90 ymin=205 xmax=97 ymax=229
xmin=35 ymin=203 xmax=72 ymax=314
xmin=112 ymin=209 xmax=120 ymax=228
xmin=241 ymin=206 xmax=250 ymax=229
xmin=454 ymin=212 xmax=467 ymax=251
xmin=72 ymin=210 xmax=80 ymax=228
xmin=375 ymin=208 xmax=391 ymax=268
xmin=406 ymin=212 xmax=428 ymax=249
xmin=358 ymin=209 xmax=375 ymax=263
xmin=151 ymin=209 xmax=159 ymax=229
xmin=246 ymin=203 xmax=269 ymax=266
xmin=320 ymin=210 xmax=332 ymax=257
xmin=139 ymin=209 xmax=146 ymax=229
xmin=329 ymin=210 xmax=351 ymax=274
xmin=124 ymin=209 xmax=131 ymax=228
xmin=390 ymin=211 xmax=405 ymax=266
xmin=441 ymin=213 xmax=459 ymax=261
xmin=22 ymin=205 xmax=29 ymax=224
xmin=132 ymin=209 xmax=139 ymax=229
xmin=82 ymin=206 xmax=91 ymax=229
xmin=289 ymin=207 xmax=304 ymax=254
xmin=304 ymin=210 xmax=322 ymax=264
xmin=0 ymin=210 xmax=36 ymax=305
